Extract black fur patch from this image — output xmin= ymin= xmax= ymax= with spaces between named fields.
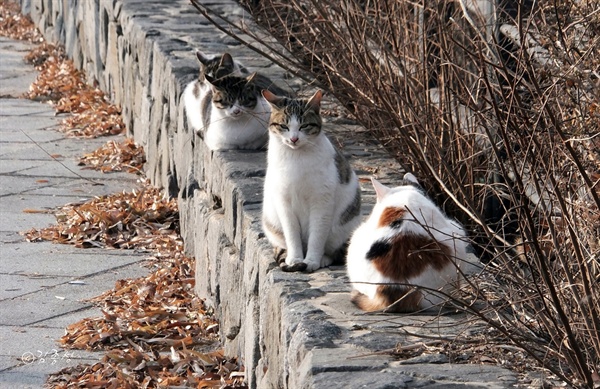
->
xmin=280 ymin=261 xmax=308 ymax=272
xmin=334 ymin=148 xmax=352 ymax=184
xmin=366 ymin=240 xmax=392 ymax=260
xmin=340 ymin=186 xmax=361 ymax=225
xmin=389 ymin=219 xmax=404 ymax=229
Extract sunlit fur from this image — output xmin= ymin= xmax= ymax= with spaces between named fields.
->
xmin=183 ymin=52 xmax=248 ymax=133
xmin=261 ymin=90 xmax=362 ymax=272
xmin=186 ymin=72 xmax=270 ymax=150
xmin=183 ymin=51 xmax=293 ymax=150
xmin=346 ymin=174 xmax=478 ymax=312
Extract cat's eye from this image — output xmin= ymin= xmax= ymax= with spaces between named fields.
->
xmin=277 ymin=123 xmax=289 ymax=131
xmin=300 ymin=124 xmax=313 ymax=131
xmin=241 ymin=98 xmax=256 ymax=107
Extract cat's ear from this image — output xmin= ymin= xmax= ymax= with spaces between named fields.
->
xmin=262 ymin=90 xmax=285 ymax=107
xmin=403 ymin=173 xmax=419 ymax=185
xmin=371 ymin=178 xmax=391 ymax=202
xmin=204 ymin=74 xmax=216 ymax=85
xmin=204 ymin=74 xmax=220 ymax=92
xmin=220 ymin=53 xmax=234 ymax=68
xmin=306 ymin=90 xmax=323 ymax=113
xmin=196 ymin=50 xmax=212 ymax=65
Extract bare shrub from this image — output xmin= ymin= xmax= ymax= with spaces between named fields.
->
xmin=191 ymin=0 xmax=599 ymax=386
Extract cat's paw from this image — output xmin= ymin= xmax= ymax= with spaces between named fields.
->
xmin=303 ymin=259 xmax=322 ymax=273
xmin=301 ymin=256 xmax=332 ymax=272
xmin=280 ymin=257 xmax=307 ymax=272
xmin=280 ymin=261 xmax=307 ymax=272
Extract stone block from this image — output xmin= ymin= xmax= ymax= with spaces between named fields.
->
xmin=311 ymin=370 xmax=412 ymax=389
xmin=104 ymin=21 xmax=122 ymax=101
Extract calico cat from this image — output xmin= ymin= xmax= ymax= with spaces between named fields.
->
xmin=346 ymin=174 xmax=476 ymax=312
xmin=261 ymin=90 xmax=362 ymax=272
xmin=183 ymin=51 xmax=292 ymax=150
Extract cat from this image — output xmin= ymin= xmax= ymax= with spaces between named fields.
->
xmin=194 ymin=50 xmax=292 ymax=97
xmin=200 ymin=72 xmax=273 ymax=150
xmin=261 ymin=89 xmax=362 ymax=272
xmin=183 ymin=51 xmax=292 ymax=150
xmin=183 ymin=51 xmax=247 ymax=138
xmin=195 ymin=50 xmax=249 ymax=80
xmin=346 ymin=173 xmax=477 ymax=312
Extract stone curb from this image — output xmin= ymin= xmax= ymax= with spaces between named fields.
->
xmin=20 ymin=0 xmax=517 ymax=388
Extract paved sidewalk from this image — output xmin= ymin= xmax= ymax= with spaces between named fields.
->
xmin=0 ymin=37 xmax=150 ymax=388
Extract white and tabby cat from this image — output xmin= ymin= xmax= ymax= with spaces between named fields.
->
xmin=195 ymin=50 xmax=249 ymax=79
xmin=183 ymin=51 xmax=248 ymax=133
xmin=346 ymin=174 xmax=477 ymax=312
xmin=183 ymin=51 xmax=292 ymax=150
xmin=199 ymin=73 xmax=272 ymax=150
xmin=191 ymin=51 xmax=291 ymax=97
xmin=261 ymin=90 xmax=362 ymax=272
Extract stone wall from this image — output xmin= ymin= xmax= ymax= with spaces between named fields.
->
xmin=21 ymin=0 xmax=519 ymax=388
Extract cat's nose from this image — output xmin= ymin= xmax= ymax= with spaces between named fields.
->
xmin=290 ymin=136 xmax=299 ymax=144
xmin=232 ymin=108 xmax=241 ymax=116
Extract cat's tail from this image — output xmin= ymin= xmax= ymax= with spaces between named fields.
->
xmin=351 ymin=285 xmax=423 ymax=313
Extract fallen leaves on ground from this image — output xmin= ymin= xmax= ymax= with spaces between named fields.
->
xmin=26 ymin=181 xmax=246 ymax=388
xmin=47 ymin=253 xmax=246 ymax=388
xmin=24 ymin=181 xmax=179 ymax=251
xmin=25 ymin=44 xmax=85 ymax=102
xmin=24 ymin=41 xmax=66 ymax=67
xmin=25 ymin=45 xmax=125 ymax=137
xmin=1 ymin=2 xmax=124 ymax=138
xmin=47 ymin=351 xmax=246 ymax=389
xmin=7 ymin=3 xmax=246 ymax=386
xmin=0 ymin=0 xmax=43 ymax=42
xmin=79 ymin=138 xmax=146 ymax=174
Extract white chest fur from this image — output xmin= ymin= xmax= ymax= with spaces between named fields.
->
xmin=204 ymin=97 xmax=271 ymax=150
xmin=263 ymin=133 xmax=361 ymax=272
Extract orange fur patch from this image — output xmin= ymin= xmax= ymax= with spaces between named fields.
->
xmin=351 ymin=285 xmax=423 ymax=313
xmin=378 ymin=207 xmax=406 ymax=228
xmin=370 ymin=234 xmax=452 ymax=281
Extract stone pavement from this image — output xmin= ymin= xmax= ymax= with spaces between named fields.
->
xmin=0 ymin=36 xmax=150 ymax=388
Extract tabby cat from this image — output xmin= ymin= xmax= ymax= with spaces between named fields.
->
xmin=195 ymin=50 xmax=249 ymax=80
xmin=183 ymin=51 xmax=291 ymax=150
xmin=261 ymin=90 xmax=362 ymax=272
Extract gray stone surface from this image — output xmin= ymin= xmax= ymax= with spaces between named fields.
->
xmin=0 ymin=36 xmax=150 ymax=388
xmin=0 ymin=40 xmax=37 ymax=98
xmin=19 ymin=1 xmax=520 ymax=389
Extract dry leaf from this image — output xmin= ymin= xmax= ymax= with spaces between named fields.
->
xmin=79 ymin=138 xmax=145 ymax=174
